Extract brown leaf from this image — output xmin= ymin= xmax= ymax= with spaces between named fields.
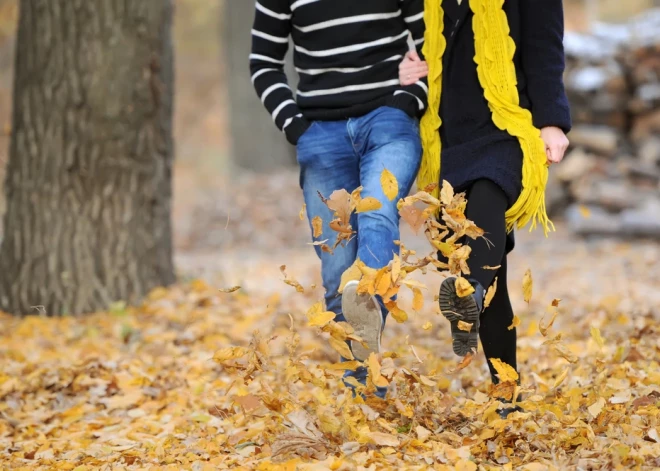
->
xmin=219 ymin=286 xmax=241 ymax=293
xmin=399 ymin=205 xmax=427 ymax=234
xmin=312 ymin=216 xmax=323 ymax=238
xmin=448 ymin=352 xmax=474 ymax=373
xmin=234 ymin=394 xmax=262 ymax=412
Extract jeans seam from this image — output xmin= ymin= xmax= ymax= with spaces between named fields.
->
xmin=346 ymin=119 xmax=362 ymax=160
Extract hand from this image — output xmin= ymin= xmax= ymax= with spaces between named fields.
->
xmin=541 ymin=126 xmax=569 ymax=165
xmin=398 ymin=50 xmax=429 ymax=86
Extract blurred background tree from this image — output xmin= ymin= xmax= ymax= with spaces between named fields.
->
xmin=0 ymin=0 xmax=175 ymax=315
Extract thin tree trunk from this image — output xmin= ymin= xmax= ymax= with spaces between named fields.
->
xmin=224 ymin=0 xmax=297 ymax=172
xmin=0 ymin=0 xmax=176 ymax=315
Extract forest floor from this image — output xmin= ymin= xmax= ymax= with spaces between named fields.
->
xmin=2 ymin=170 xmax=660 ymax=470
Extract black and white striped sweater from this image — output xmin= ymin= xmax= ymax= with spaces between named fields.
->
xmin=250 ymin=0 xmax=427 ymax=145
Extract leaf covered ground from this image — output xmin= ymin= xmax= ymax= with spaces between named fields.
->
xmin=2 ymin=173 xmax=660 ymax=470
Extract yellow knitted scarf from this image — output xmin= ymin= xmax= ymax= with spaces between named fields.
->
xmin=419 ymin=0 xmax=553 ymax=234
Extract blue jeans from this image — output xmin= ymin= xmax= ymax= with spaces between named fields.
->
xmin=296 ymin=106 xmax=422 ymax=396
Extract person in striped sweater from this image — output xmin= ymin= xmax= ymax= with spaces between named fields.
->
xmin=250 ymin=0 xmax=427 ymax=398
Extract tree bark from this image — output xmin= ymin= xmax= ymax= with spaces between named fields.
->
xmin=0 ymin=0 xmax=176 ymax=315
xmin=224 ymin=0 xmax=297 ymax=172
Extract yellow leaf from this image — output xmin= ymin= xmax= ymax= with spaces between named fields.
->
xmin=213 ymin=347 xmax=249 ymax=363
xmin=306 ymin=302 xmax=336 ymax=327
xmin=380 ymin=169 xmax=399 ymax=201
xmin=522 ymin=269 xmax=533 ymax=303
xmin=375 ymin=267 xmax=391 ymax=297
xmin=219 ymin=286 xmax=241 ymax=293
xmin=482 ymin=265 xmax=501 ymax=271
xmin=385 ymin=301 xmax=408 ymax=323
xmin=457 ymin=321 xmax=473 ymax=332
xmin=484 ymin=277 xmax=497 ymax=308
xmin=412 ymin=288 xmax=424 ymax=312
xmin=552 ymin=367 xmax=570 ymax=389
xmin=433 ymin=240 xmax=455 ymax=258
xmin=590 ymin=327 xmax=605 ymax=349
xmin=368 ymin=353 xmax=389 ymax=388
xmin=539 ymin=310 xmax=558 ymax=337
xmin=312 ymin=216 xmax=323 ymax=238
xmin=455 ymin=459 xmax=477 ymax=471
xmin=579 ymin=205 xmax=591 ymax=218
xmin=326 ymin=361 xmax=361 ymax=371
xmin=490 ymin=358 xmax=519 ymax=383
xmin=422 ymin=321 xmax=432 ymax=330
xmin=507 ymin=315 xmax=521 ymax=331
xmin=588 ymin=397 xmax=606 ymax=418
xmin=339 ymin=259 xmax=363 ymax=293
xmin=356 ymin=197 xmax=382 ymax=213
xmin=448 ymin=352 xmax=474 ymax=373
xmin=328 ymin=336 xmax=354 ymax=360
xmin=299 ymin=203 xmax=306 ymax=220
xmin=391 ymin=254 xmax=401 ymax=284
xmin=440 ymin=180 xmax=455 ymax=206
xmin=369 ymin=432 xmax=399 ymax=447
xmin=283 ymin=279 xmax=305 ymax=293
xmin=455 ymin=277 xmax=474 ymax=298
xmin=553 ymin=344 xmax=578 ymax=363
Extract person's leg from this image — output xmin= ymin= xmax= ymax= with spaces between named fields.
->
xmin=353 ymin=106 xmax=422 ymax=276
xmin=479 ymin=256 xmax=517 ymax=382
xmin=297 ymin=120 xmax=360 ymax=321
xmin=439 ymin=179 xmax=509 ymax=356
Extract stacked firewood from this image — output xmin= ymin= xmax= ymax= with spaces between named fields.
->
xmin=549 ymin=9 xmax=660 ymax=237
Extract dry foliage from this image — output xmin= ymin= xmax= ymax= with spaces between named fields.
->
xmin=1 ymin=179 xmax=659 ymax=470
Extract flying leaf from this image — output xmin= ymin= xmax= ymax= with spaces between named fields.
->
xmin=552 ymin=367 xmax=570 ymax=389
xmin=448 ymin=352 xmax=474 ymax=373
xmin=312 ymin=216 xmax=323 ymax=238
xmin=328 ymin=337 xmax=354 ymax=360
xmin=213 ymin=347 xmax=249 ymax=363
xmin=539 ymin=310 xmax=559 ymax=337
xmin=356 ymin=197 xmax=382 ymax=213
xmin=590 ymin=327 xmax=605 ymax=349
xmin=422 ymin=321 xmax=432 ymax=330
xmin=368 ymin=353 xmax=389 ymax=388
xmin=399 ymin=205 xmax=427 ymax=234
xmin=306 ymin=302 xmax=335 ymax=327
xmin=299 ymin=203 xmax=306 ymax=220
xmin=219 ymin=286 xmax=241 ymax=293
xmin=552 ymin=298 xmax=562 ymax=307
xmin=412 ymin=288 xmax=424 ymax=312
xmin=457 ymin=321 xmax=473 ymax=332
xmin=339 ymin=259 xmax=363 ymax=293
xmin=381 ymin=169 xmax=398 ymax=201
xmin=283 ymin=279 xmax=305 ymax=293
xmin=440 ymin=180 xmax=454 ymax=206
xmin=490 ymin=358 xmax=519 ymax=383
xmin=455 ymin=277 xmax=475 ymax=298
xmin=483 ymin=265 xmax=501 ymax=271
xmin=484 ymin=277 xmax=497 ymax=308
xmin=385 ymin=301 xmax=408 ymax=323
xmin=522 ymin=269 xmax=533 ymax=303
xmin=507 ymin=315 xmax=521 ymax=331
xmin=553 ymin=344 xmax=578 ymax=364
xmin=391 ymin=254 xmax=401 ymax=284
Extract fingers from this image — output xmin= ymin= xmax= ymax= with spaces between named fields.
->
xmin=398 ymin=61 xmax=429 ymax=85
xmin=406 ymin=50 xmax=421 ymax=62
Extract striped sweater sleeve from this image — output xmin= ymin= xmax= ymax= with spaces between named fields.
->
xmin=390 ymin=0 xmax=428 ymax=118
xmin=250 ymin=0 xmax=310 ymax=145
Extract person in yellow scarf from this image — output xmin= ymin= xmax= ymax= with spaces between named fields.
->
xmin=399 ymin=0 xmax=571 ymax=399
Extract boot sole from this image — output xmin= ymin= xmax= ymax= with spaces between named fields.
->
xmin=342 ymin=281 xmax=382 ymax=362
xmin=439 ymin=277 xmax=480 ymax=356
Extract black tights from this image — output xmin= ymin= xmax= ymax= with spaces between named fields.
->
xmin=462 ymin=180 xmax=518 ymax=381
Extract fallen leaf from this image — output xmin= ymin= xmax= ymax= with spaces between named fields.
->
xmin=507 ymin=315 xmax=521 ymax=331
xmin=234 ymin=394 xmax=262 ymax=412
xmin=368 ymin=353 xmax=389 ymax=388
xmin=552 ymin=367 xmax=570 ymax=389
xmin=312 ymin=216 xmax=323 ymax=238
xmin=648 ymin=428 xmax=659 ymax=443
xmin=328 ymin=337 xmax=354 ymax=360
xmin=588 ymin=397 xmax=606 ymax=418
xmin=369 ymin=432 xmax=399 ymax=447
xmin=590 ymin=327 xmax=605 ymax=349
xmin=381 ymin=169 xmax=399 ymax=201
xmin=416 ymin=425 xmax=432 ymax=442
xmin=213 ymin=347 xmax=249 ymax=363
xmin=522 ymin=269 xmax=533 ymax=303
xmin=455 ymin=277 xmax=475 ymax=298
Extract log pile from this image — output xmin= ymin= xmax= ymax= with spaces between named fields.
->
xmin=552 ymin=9 xmax=660 ymax=237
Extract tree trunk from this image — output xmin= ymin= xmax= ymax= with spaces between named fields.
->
xmin=0 ymin=0 xmax=176 ymax=315
xmin=224 ymin=0 xmax=297 ymax=172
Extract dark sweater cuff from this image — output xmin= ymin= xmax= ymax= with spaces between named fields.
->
xmin=284 ymin=117 xmax=312 ymax=145
xmin=386 ymin=93 xmax=423 ymax=119
xmin=533 ymin=105 xmax=572 ymax=134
